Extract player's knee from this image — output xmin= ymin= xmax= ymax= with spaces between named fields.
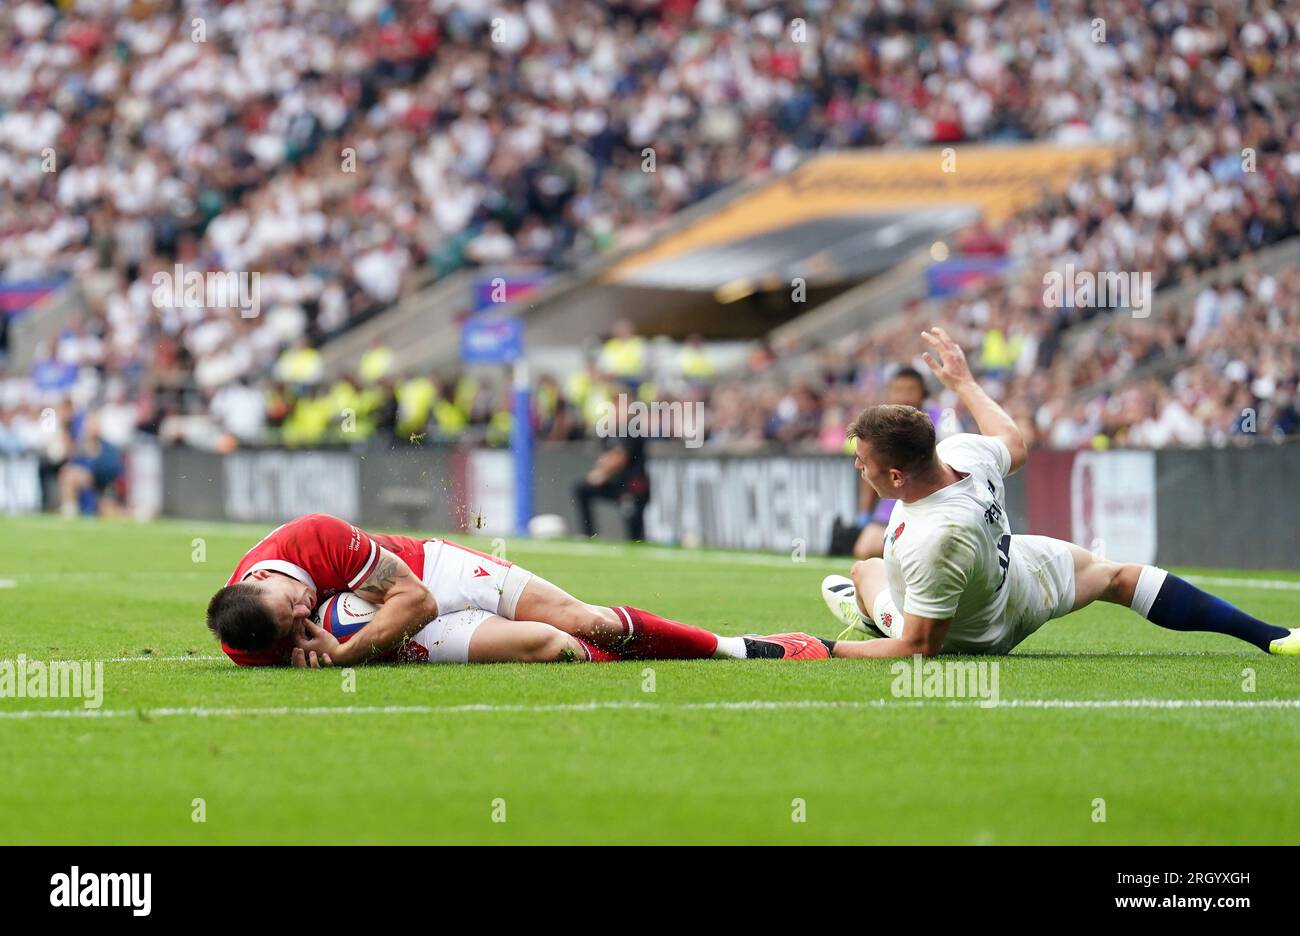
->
xmin=850 ymin=558 xmax=883 ymax=586
xmin=1088 ymin=559 xmax=1127 ymax=605
xmin=1103 ymin=564 xmax=1141 ymax=606
xmin=566 ymin=603 xmax=618 ymax=638
xmin=589 ymin=604 xmax=619 ymax=627
xmin=529 ymin=628 xmax=583 ymax=662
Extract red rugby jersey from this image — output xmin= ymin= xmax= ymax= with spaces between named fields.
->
xmin=220 ymin=514 xmax=428 ymax=666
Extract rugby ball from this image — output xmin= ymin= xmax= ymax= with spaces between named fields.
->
xmin=316 ymin=591 xmax=378 ymax=638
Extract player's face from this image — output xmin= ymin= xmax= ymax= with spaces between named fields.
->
xmin=853 ymin=439 xmax=898 ymax=497
xmin=887 ymin=376 xmax=925 ymax=410
xmin=251 ymin=574 xmax=317 ymax=639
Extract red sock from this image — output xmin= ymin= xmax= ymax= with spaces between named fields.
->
xmin=610 ymin=606 xmax=718 ymax=660
xmin=575 ymin=636 xmax=621 ymax=663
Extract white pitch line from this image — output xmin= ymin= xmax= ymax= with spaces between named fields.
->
xmin=101 ymin=655 xmax=225 ymax=663
xmin=517 ymin=539 xmax=847 ymax=569
xmin=1 ymin=698 xmax=1298 ymax=720
xmin=469 ymin=540 xmax=1300 ymax=586
xmin=0 ymin=579 xmax=15 ymax=588
xmin=445 ymin=540 xmax=1300 ymax=585
xmin=1184 ymin=575 xmax=1300 ymax=592
xmin=12 ymin=656 xmax=226 ymax=664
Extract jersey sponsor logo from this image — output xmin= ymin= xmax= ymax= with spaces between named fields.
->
xmin=472 ymin=566 xmax=491 ymax=578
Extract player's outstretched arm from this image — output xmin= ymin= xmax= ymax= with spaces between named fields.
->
xmin=920 ymin=326 xmax=1028 ymax=473
xmin=833 ymin=613 xmax=950 ymax=659
xmin=295 ymin=547 xmax=439 ymax=666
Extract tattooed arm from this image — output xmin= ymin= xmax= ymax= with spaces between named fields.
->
xmin=294 ymin=547 xmax=439 ymax=667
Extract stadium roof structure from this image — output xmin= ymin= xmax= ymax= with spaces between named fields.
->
xmin=516 ymin=143 xmax=1121 ymax=343
xmin=319 ymin=143 xmax=1126 ymax=374
xmin=598 ymin=144 xmax=1118 ymax=291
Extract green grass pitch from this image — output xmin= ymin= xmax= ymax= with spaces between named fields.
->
xmin=1 ymin=514 xmax=1297 ymax=845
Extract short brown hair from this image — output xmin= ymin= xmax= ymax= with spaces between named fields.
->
xmin=846 ymin=404 xmax=937 ymax=472
xmin=206 ymin=582 xmax=277 ymax=651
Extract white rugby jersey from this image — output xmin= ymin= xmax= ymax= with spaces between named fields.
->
xmin=881 ymin=434 xmax=1014 ymax=649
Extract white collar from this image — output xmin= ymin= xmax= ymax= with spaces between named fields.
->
xmin=242 ymin=559 xmax=318 ymax=593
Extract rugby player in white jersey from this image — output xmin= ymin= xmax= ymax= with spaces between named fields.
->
xmin=821 ymin=327 xmax=1299 ymax=658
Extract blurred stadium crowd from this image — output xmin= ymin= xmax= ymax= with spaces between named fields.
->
xmin=2 ymin=0 xmax=1299 ymax=492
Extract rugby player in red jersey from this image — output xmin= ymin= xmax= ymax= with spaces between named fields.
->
xmin=206 ymin=513 xmax=829 ymax=668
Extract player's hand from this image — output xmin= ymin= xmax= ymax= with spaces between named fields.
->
xmin=291 ymin=647 xmax=333 ymax=669
xmin=920 ymin=326 xmax=974 ymax=390
xmin=294 ymin=620 xmax=341 ymax=661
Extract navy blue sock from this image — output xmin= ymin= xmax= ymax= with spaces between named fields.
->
xmin=1145 ymin=574 xmax=1287 ymax=652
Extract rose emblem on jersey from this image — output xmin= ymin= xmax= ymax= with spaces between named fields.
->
xmin=893 ymin=522 xmax=905 ymax=542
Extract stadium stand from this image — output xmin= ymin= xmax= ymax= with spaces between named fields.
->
xmin=2 ymin=0 xmax=1298 ymax=490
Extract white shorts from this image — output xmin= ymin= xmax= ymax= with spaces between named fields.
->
xmin=421 ymin=539 xmax=533 ymax=619
xmin=995 ymin=534 xmax=1077 ymax=652
xmin=410 ymin=608 xmax=494 ymax=664
xmin=870 ymin=534 xmax=1077 ymax=655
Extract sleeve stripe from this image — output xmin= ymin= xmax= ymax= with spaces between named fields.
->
xmin=348 ymin=538 xmax=379 ymax=589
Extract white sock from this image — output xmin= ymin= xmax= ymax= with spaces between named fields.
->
xmin=1130 ymin=566 xmax=1168 ymax=618
xmin=713 ymin=635 xmax=746 ymax=659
